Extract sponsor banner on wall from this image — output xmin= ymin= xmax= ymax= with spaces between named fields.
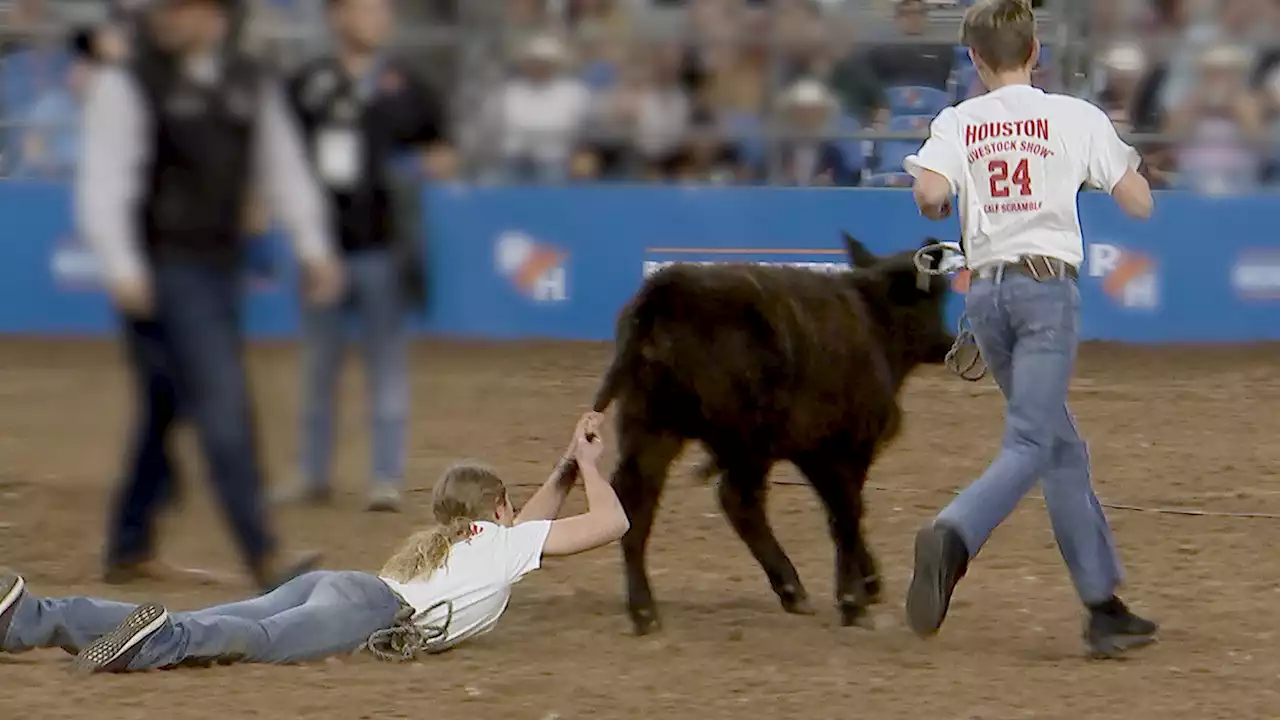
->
xmin=4 ymin=183 xmax=1278 ymax=342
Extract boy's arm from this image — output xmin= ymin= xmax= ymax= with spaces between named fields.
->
xmin=904 ymin=107 xmax=965 ymax=221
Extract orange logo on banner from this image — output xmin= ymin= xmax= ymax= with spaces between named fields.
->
xmin=513 ymin=246 xmax=567 ymax=293
xmin=1101 ymin=253 xmax=1153 ymax=300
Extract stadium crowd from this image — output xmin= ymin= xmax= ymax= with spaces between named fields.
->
xmin=1 ymin=0 xmax=1278 ymax=192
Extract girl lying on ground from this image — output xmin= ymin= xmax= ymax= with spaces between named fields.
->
xmin=0 ymin=411 xmax=624 ymax=674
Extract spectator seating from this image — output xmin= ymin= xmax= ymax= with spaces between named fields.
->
xmin=831 ymin=113 xmax=867 ymax=176
xmin=874 ymin=114 xmax=928 ymax=174
xmin=726 ymin=111 xmax=866 ymax=182
xmin=724 ymin=112 xmax=766 ymax=173
xmin=885 ymin=85 xmax=951 ymax=117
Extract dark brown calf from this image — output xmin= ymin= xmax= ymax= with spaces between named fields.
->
xmin=593 ymin=234 xmax=953 ymax=635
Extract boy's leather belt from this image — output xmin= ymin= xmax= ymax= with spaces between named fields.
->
xmin=974 ymin=255 xmax=1079 ymax=282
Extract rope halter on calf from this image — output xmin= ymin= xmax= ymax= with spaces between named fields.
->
xmin=363 ymin=599 xmax=455 ymax=662
xmin=913 ymin=242 xmax=987 ymax=382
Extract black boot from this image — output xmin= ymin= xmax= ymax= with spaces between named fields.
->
xmin=905 ymin=522 xmax=970 ymax=637
xmin=1085 ymin=596 xmax=1158 ymax=658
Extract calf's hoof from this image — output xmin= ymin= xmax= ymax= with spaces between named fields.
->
xmin=834 ymin=597 xmax=875 ymax=625
xmin=864 ymin=575 xmax=883 ymax=605
xmin=630 ymin=607 xmax=662 ymax=636
xmin=778 ymin=585 xmax=816 ymax=616
xmin=838 ymin=595 xmax=872 ymax=628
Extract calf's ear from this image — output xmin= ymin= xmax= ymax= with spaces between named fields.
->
xmin=841 ymin=231 xmax=878 ymax=268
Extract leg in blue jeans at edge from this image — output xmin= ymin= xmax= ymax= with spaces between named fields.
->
xmin=294 ymin=250 xmax=409 ymax=512
xmin=904 ymin=273 xmax=1157 ymax=657
xmin=0 ymin=570 xmax=404 ymax=670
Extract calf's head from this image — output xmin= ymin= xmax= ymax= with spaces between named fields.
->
xmin=842 ymin=231 xmax=955 ymax=369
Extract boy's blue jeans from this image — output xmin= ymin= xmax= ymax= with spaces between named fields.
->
xmin=935 ymin=272 xmax=1125 ymax=605
xmin=2 ymin=571 xmax=403 ymax=667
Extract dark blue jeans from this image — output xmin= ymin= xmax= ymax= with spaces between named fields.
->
xmin=108 ymin=261 xmax=274 ymax=571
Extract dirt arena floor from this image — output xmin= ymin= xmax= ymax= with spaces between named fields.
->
xmin=1 ymin=338 xmax=1278 ymax=719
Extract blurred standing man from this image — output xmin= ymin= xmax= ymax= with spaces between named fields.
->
xmin=278 ymin=0 xmax=446 ymax=512
xmin=77 ymin=0 xmax=343 ymax=590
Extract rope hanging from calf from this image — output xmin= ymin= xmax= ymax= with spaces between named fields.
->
xmin=914 ymin=242 xmax=987 ymax=382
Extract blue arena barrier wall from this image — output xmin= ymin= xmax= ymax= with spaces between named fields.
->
xmin=8 ymin=182 xmax=1280 ymax=343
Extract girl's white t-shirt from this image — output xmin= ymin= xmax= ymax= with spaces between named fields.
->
xmin=379 ymin=520 xmax=553 ymax=653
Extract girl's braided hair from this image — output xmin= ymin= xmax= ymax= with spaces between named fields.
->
xmin=379 ymin=462 xmax=508 ymax=583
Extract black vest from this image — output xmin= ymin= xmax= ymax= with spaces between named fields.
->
xmin=289 ymin=57 xmax=410 ymax=253
xmin=131 ymin=52 xmax=262 ymax=269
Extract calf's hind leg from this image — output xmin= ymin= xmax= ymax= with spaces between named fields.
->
xmin=613 ymin=427 xmax=683 ymax=636
xmin=717 ymin=462 xmax=813 ymax=616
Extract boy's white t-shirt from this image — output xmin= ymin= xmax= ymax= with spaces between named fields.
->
xmin=904 ymin=84 xmax=1140 ymax=271
xmin=379 ymin=519 xmax=553 ymax=652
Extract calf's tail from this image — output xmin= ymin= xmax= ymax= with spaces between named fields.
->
xmin=592 ymin=310 xmax=642 ymax=413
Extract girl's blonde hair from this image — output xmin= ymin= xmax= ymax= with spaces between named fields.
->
xmin=379 ymin=463 xmax=508 ymax=583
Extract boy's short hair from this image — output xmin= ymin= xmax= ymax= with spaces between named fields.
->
xmin=961 ymin=0 xmax=1037 ymax=73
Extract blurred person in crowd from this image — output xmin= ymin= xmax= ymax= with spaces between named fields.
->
xmin=866 ymin=0 xmax=953 ymax=91
xmin=278 ymin=0 xmax=447 ymax=512
xmin=566 ymin=0 xmax=631 ymax=45
xmin=1088 ymin=0 xmax=1148 ymax=40
xmin=502 ymin=0 xmax=551 ymax=56
xmin=574 ymin=20 xmax=626 ymax=92
xmin=1155 ymin=0 xmax=1267 ymax=115
xmin=569 ymin=146 xmax=602 ymax=180
xmin=774 ymin=0 xmax=831 ymax=84
xmin=1252 ymin=0 xmax=1280 ymax=87
xmin=827 ymin=22 xmax=890 ymax=126
xmin=17 ymin=28 xmax=98 ymax=180
xmin=590 ymin=44 xmax=692 ymax=178
xmin=1165 ymin=44 xmax=1266 ymax=193
xmin=771 ymin=78 xmax=860 ymax=186
xmin=662 ymin=118 xmax=746 ymax=184
xmin=483 ymin=34 xmax=591 ymax=183
xmin=702 ymin=5 xmax=768 ymax=119
xmin=565 ymin=0 xmax=634 ymax=96
xmin=0 ymin=0 xmax=60 ymax=55
xmin=1095 ymin=43 xmax=1149 ymax=134
xmin=78 ymin=0 xmax=337 ymax=590
xmin=1094 ymin=42 xmax=1179 ymax=188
